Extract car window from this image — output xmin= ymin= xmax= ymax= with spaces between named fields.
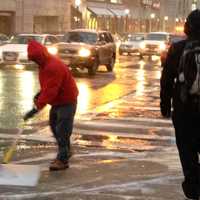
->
xmin=63 ymin=32 xmax=97 ymax=44
xmin=169 ymin=35 xmax=185 ymax=43
xmin=45 ymin=36 xmax=58 ymax=44
xmin=56 ymin=35 xmax=64 ymax=42
xmin=0 ymin=35 xmax=8 ymax=41
xmin=146 ymin=34 xmax=168 ymax=41
xmin=108 ymin=33 xmax=114 ymax=42
xmin=10 ymin=35 xmax=43 ymax=44
xmin=103 ymin=32 xmax=114 ymax=43
xmin=128 ymin=36 xmax=144 ymax=41
xmin=102 ymin=33 xmax=110 ymax=43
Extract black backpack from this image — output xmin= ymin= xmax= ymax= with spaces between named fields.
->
xmin=178 ymin=40 xmax=200 ymax=110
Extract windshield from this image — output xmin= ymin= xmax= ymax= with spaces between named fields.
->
xmin=169 ymin=35 xmax=185 ymax=43
xmin=63 ymin=32 xmax=97 ymax=44
xmin=127 ymin=35 xmax=144 ymax=41
xmin=10 ymin=35 xmax=43 ymax=44
xmin=146 ymin=34 xmax=168 ymax=41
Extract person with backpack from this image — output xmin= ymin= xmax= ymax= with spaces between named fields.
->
xmin=23 ymin=40 xmax=79 ymax=171
xmin=160 ymin=9 xmax=200 ymax=200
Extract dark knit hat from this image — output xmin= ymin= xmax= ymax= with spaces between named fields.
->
xmin=184 ymin=9 xmax=200 ymax=37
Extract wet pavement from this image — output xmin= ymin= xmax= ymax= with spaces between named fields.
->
xmin=0 ymin=55 xmax=187 ymax=199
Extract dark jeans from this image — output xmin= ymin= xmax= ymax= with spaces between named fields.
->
xmin=49 ymin=103 xmax=77 ymax=162
xmin=172 ymin=111 xmax=200 ymax=198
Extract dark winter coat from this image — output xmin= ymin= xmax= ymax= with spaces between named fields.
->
xmin=27 ymin=40 xmax=79 ymax=110
xmin=160 ymin=39 xmax=186 ymax=115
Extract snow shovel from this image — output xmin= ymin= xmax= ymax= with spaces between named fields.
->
xmin=0 ymin=122 xmax=41 ymax=187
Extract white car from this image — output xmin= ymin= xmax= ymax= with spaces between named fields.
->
xmin=119 ymin=34 xmax=145 ymax=56
xmin=0 ymin=34 xmax=59 ymax=67
xmin=140 ymin=32 xmax=170 ymax=58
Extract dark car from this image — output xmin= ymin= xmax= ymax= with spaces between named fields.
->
xmin=58 ymin=29 xmax=116 ymax=76
xmin=160 ymin=33 xmax=186 ymax=66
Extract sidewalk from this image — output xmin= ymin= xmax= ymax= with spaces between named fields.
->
xmin=0 ymin=93 xmax=185 ymax=199
xmin=0 ymin=139 xmax=185 ymax=200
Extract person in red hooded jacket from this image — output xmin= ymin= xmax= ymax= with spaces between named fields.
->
xmin=24 ymin=40 xmax=79 ymax=171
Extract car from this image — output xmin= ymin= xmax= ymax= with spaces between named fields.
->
xmin=139 ymin=32 xmax=170 ymax=58
xmin=56 ymin=34 xmax=64 ymax=42
xmin=0 ymin=33 xmax=59 ymax=67
xmin=119 ymin=33 xmax=145 ymax=56
xmin=160 ymin=33 xmax=186 ymax=66
xmin=58 ymin=29 xmax=116 ymax=76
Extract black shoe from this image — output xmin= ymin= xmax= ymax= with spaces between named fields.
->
xmin=182 ymin=181 xmax=199 ymax=200
xmin=49 ymin=159 xmax=69 ymax=171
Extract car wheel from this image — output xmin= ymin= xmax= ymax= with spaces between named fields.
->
xmin=106 ymin=56 xmax=115 ymax=72
xmin=119 ymin=50 xmax=123 ymax=55
xmin=148 ymin=56 xmax=152 ymax=61
xmin=139 ymin=53 xmax=144 ymax=60
xmin=88 ymin=59 xmax=99 ymax=76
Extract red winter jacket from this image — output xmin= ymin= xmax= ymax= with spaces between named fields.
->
xmin=27 ymin=40 xmax=78 ymax=110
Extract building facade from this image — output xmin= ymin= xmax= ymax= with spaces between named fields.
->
xmin=0 ymin=0 xmax=72 ymax=35
xmin=0 ymin=0 xmax=200 ymax=36
xmin=78 ymin=0 xmax=129 ymax=34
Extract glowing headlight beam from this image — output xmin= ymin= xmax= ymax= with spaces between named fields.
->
xmin=47 ymin=47 xmax=58 ymax=55
xmin=140 ymin=42 xmax=146 ymax=49
xmin=78 ymin=48 xmax=91 ymax=57
xmin=21 ymin=51 xmax=27 ymax=57
xmin=159 ymin=43 xmax=166 ymax=51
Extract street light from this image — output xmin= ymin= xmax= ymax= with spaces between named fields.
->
xmin=164 ymin=16 xmax=168 ymax=32
xmin=125 ymin=9 xmax=130 ymax=33
xmin=74 ymin=0 xmax=81 ymax=28
xmin=150 ymin=13 xmax=155 ymax=32
xmin=75 ymin=0 xmax=81 ymax=8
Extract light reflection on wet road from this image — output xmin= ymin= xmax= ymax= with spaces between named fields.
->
xmin=0 ymin=55 xmax=161 ymax=129
xmin=0 ymin=55 xmax=165 ymax=154
xmin=0 ymin=56 xmax=181 ymax=200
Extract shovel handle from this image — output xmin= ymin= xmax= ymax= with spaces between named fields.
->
xmin=2 ymin=128 xmax=24 ymax=164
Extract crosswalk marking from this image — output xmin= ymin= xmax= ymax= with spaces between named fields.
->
xmin=73 ymin=128 xmax=174 ymax=142
xmin=75 ymin=120 xmax=173 ymax=132
xmin=112 ymin=105 xmax=161 ymax=111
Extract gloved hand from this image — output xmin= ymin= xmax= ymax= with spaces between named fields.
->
xmin=23 ymin=108 xmax=38 ymax=121
xmin=160 ymin=101 xmax=171 ymax=118
xmin=33 ymin=92 xmax=40 ymax=105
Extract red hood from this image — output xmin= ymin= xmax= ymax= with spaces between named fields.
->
xmin=28 ymin=40 xmax=50 ymax=66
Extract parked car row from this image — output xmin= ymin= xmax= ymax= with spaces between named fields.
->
xmin=0 ymin=30 xmax=186 ymax=74
xmin=119 ymin=31 xmax=186 ymax=64
xmin=119 ymin=32 xmax=170 ymax=58
xmin=0 ymin=30 xmax=116 ymax=76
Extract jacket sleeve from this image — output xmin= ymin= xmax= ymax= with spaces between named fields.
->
xmin=160 ymin=43 xmax=178 ymax=117
xmin=35 ymin=68 xmax=64 ymax=110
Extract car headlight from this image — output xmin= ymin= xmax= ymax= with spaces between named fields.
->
xmin=159 ymin=43 xmax=166 ymax=51
xmin=140 ymin=42 xmax=145 ymax=49
xmin=21 ymin=51 xmax=27 ymax=57
xmin=78 ymin=48 xmax=91 ymax=57
xmin=47 ymin=47 xmax=58 ymax=55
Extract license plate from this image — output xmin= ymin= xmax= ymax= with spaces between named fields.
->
xmin=4 ymin=55 xmax=17 ymax=61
